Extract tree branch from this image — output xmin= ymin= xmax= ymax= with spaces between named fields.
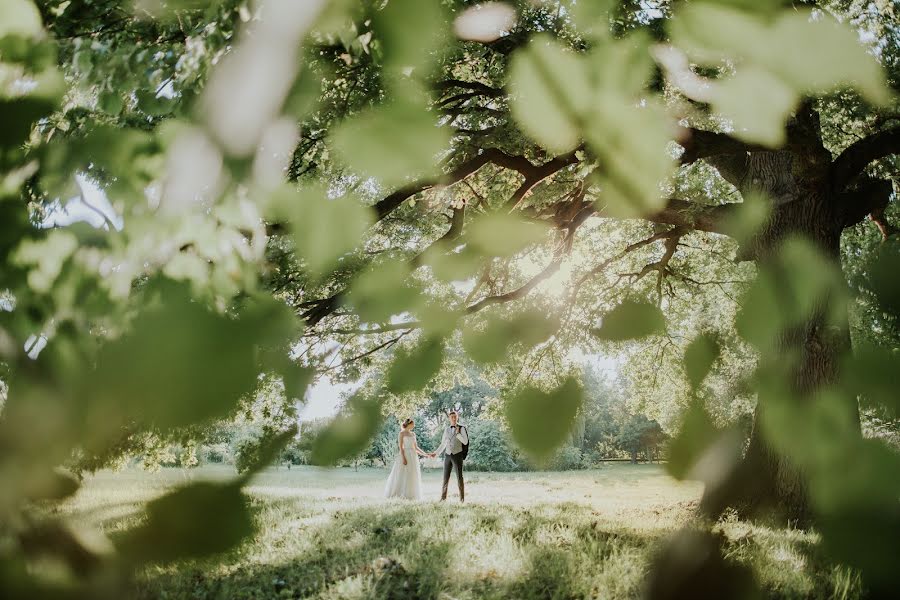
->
xmin=464 ymin=257 xmax=563 ymax=314
xmin=410 ymin=204 xmax=466 ymax=267
xmin=703 ymin=154 xmax=749 ymax=189
xmin=374 ymin=148 xmax=577 ymax=221
xmin=434 ymin=79 xmax=504 ymax=98
xmin=320 ymin=330 xmax=412 ymax=373
xmin=571 ymin=227 xmax=685 ymax=305
xmin=679 ymin=128 xmax=766 ymax=166
xmin=830 ymin=127 xmax=900 ymax=191
xmin=870 ymin=205 xmax=899 ymax=241
xmin=836 ymin=177 xmax=894 ymax=230
xmin=621 ymin=230 xmax=686 ymax=302
xmin=629 ymin=198 xmax=737 ymax=236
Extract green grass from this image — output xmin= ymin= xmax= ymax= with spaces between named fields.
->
xmin=58 ymin=465 xmax=862 ymax=599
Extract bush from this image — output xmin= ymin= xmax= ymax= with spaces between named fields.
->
xmin=202 ymin=443 xmax=230 ymax=464
xmin=547 ymin=445 xmax=584 ymax=471
xmin=466 ymin=419 xmax=523 ymax=472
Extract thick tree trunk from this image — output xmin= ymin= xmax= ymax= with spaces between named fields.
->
xmin=739 ymin=300 xmax=853 ymax=523
xmin=702 ymin=149 xmax=859 ymax=523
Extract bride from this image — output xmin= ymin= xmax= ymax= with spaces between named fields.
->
xmin=384 ymin=418 xmax=428 ymax=500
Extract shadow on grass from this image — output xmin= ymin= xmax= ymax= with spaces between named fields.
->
xmin=133 ymin=497 xmax=659 ymax=600
xmin=131 ymin=497 xmax=864 ymax=600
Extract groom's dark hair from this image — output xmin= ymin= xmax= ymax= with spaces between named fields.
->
xmin=447 ymin=410 xmax=457 ymax=416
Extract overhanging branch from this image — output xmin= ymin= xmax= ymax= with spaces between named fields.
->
xmin=836 ymin=177 xmax=894 ymax=230
xmin=679 ymin=128 xmax=766 ymax=166
xmin=622 ymin=198 xmax=737 ymax=236
xmin=830 ymin=127 xmax=900 ymax=191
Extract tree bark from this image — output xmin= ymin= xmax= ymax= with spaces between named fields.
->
xmin=701 ymin=148 xmax=859 ymax=523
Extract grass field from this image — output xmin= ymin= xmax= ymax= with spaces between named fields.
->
xmin=58 ymin=464 xmax=861 ymax=599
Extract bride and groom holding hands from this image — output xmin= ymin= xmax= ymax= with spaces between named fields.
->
xmin=383 ymin=410 xmax=468 ymax=502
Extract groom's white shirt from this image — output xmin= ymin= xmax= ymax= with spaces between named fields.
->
xmin=434 ymin=423 xmax=468 ymax=456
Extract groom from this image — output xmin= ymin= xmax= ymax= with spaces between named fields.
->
xmin=430 ymin=410 xmax=468 ymax=502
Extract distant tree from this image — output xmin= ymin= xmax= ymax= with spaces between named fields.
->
xmin=617 ymin=415 xmax=667 ymax=464
xmin=466 ymin=418 xmax=522 ymax=472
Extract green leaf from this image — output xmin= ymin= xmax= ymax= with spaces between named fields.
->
xmin=117 ymin=482 xmax=254 ymax=564
xmin=280 ymin=363 xmax=314 ymax=402
xmin=777 ymin=236 xmax=843 ymax=326
xmin=508 ymin=34 xmax=590 ymax=154
xmin=86 ymin=284 xmax=263 ymax=435
xmin=646 ymin=529 xmax=761 ymax=600
xmin=347 ymin=260 xmax=421 ymax=323
xmin=666 ymin=402 xmax=719 ymax=480
xmin=462 ymin=309 xmax=559 ymax=364
xmin=813 ymin=440 xmax=900 ymax=591
xmin=373 ymin=0 xmax=447 ymax=75
xmin=734 ymin=236 xmax=842 ymax=352
xmin=310 ymin=395 xmax=383 ymax=465
xmin=386 ymin=336 xmax=444 ymax=394
xmin=735 ymin=269 xmax=782 ymax=350
xmin=23 ymin=467 xmax=80 ymax=502
xmin=136 ymin=89 xmax=173 ymax=115
xmin=467 ymin=213 xmax=550 ymax=257
xmin=13 ymin=230 xmax=78 ymax=293
xmin=592 ymin=300 xmax=666 ymax=341
xmin=505 ymin=377 xmax=583 ymax=461
xmin=424 ymin=243 xmax=482 ymax=282
xmin=566 ymin=0 xmax=615 ymax=42
xmin=268 ymin=184 xmax=374 ymax=275
xmin=669 ymin=4 xmax=890 ymax=145
xmin=412 ymin=301 xmax=462 ymax=336
xmin=713 ymin=66 xmax=795 ymax=146
xmin=163 ymin=253 xmax=210 ymax=286
xmin=819 ymin=508 xmax=900 ymax=595
xmin=0 ymin=94 xmax=59 ymax=150
xmin=843 ymin=344 xmax=900 ymax=415
xmin=670 ymin=2 xmax=768 ymax=65
xmin=758 ymin=385 xmax=858 ymax=471
xmin=330 ymin=97 xmax=450 ymax=187
xmin=587 ymin=32 xmax=655 ymax=99
xmin=719 ymin=191 xmax=770 ymax=247
xmin=0 ymin=0 xmax=43 ymax=38
xmin=771 ymin=12 xmax=890 ymax=107
xmin=98 ymin=90 xmax=123 ymax=115
xmin=585 ymin=96 xmax=674 ymax=217
xmin=684 ymin=333 xmax=721 ymax=390
xmin=869 ymin=239 xmax=900 ymax=314
xmin=238 ymin=426 xmax=299 ymax=477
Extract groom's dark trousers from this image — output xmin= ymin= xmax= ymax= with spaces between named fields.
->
xmin=441 ymin=453 xmax=464 ymax=501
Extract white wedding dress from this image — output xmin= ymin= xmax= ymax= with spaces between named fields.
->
xmin=384 ymin=433 xmax=423 ymax=500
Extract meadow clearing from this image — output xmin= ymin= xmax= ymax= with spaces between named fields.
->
xmin=56 ymin=464 xmax=862 ymax=599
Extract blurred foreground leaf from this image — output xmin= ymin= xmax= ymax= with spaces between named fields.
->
xmin=505 ymin=377 xmax=583 ymax=461
xmin=646 ymin=529 xmax=760 ymax=600
xmin=85 ymin=284 xmax=295 ymax=442
xmin=869 ymin=239 xmax=900 ymax=314
xmin=331 ymin=98 xmax=450 ymax=187
xmin=237 ymin=426 xmax=299 ymax=477
xmin=347 ymin=260 xmax=421 ymax=323
xmin=386 ymin=336 xmax=445 ymax=394
xmin=508 ymin=34 xmax=588 ymax=154
xmin=310 ymin=395 xmax=383 ymax=465
xmin=684 ymin=333 xmax=721 ymax=390
xmin=268 ymin=184 xmax=374 ymax=276
xmin=592 ymin=300 xmax=665 ymax=341
xmin=462 ymin=309 xmax=559 ymax=364
xmin=117 ymin=482 xmax=254 ymax=564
